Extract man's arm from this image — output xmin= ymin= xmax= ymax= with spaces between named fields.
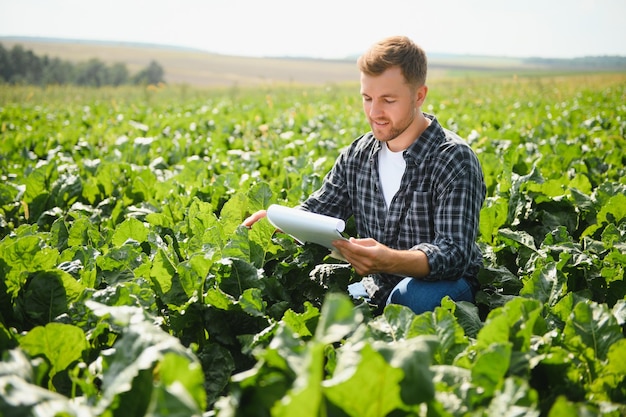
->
xmin=332 ymin=237 xmax=431 ymax=277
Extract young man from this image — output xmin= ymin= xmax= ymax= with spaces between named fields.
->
xmin=244 ymin=36 xmax=486 ymax=315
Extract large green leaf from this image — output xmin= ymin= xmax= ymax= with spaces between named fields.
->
xmin=405 ymin=305 xmax=468 ymax=365
xmin=471 ymin=342 xmax=512 ymax=398
xmin=111 ymin=217 xmax=149 ymax=246
xmin=314 ymin=293 xmax=363 ymax=345
xmin=520 ymin=262 xmax=568 ymax=307
xmin=1 ymin=233 xmax=59 ymax=301
xmin=18 ymin=322 xmax=88 ymax=387
xmin=0 ymin=374 xmax=94 ymax=417
xmin=323 ymin=343 xmax=406 ymax=417
xmin=271 ymin=343 xmax=325 ymax=417
xmin=583 ymin=192 xmax=626 ymax=237
xmin=14 ymin=269 xmax=84 ymax=328
xmin=86 ymin=301 xmax=205 ymax=416
xmin=562 ymin=300 xmax=623 ymax=362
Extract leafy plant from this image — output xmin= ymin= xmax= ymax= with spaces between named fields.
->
xmin=0 ymin=74 xmax=625 ymax=416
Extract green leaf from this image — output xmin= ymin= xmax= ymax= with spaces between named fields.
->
xmin=373 ymin=337 xmax=435 ymax=405
xmin=219 ymin=192 xmax=249 ymax=235
xmin=441 ymin=297 xmax=483 ymax=339
xmin=247 ymin=181 xmax=273 ymax=212
xmin=67 ymin=215 xmax=102 ymax=247
xmin=520 ymin=262 xmax=568 ymax=307
xmin=195 ymin=343 xmax=235 ymax=407
xmin=0 ymin=374 xmax=91 ymax=415
xmin=562 ymin=300 xmax=623 ymax=361
xmin=314 ymin=293 xmax=362 ymax=345
xmin=281 ymin=302 xmax=320 ymax=338
xmin=23 ymin=162 xmax=56 ymax=221
xmin=204 ymin=288 xmax=236 ymax=310
xmin=222 ymin=225 xmax=254 ymax=264
xmin=14 ymin=270 xmax=84 ymax=328
xmin=547 ymin=395 xmax=602 ymax=417
xmin=51 ymin=172 xmax=83 ymax=207
xmin=86 ymin=302 xmax=203 ymax=415
xmin=1 ymin=235 xmax=59 ymax=300
xmin=111 ymin=217 xmax=149 ymax=246
xmin=498 ymin=228 xmax=537 ymax=252
xmin=406 ymin=306 xmax=468 ymax=365
xmin=184 ymin=197 xmax=216 ymax=236
xmin=176 ymin=253 xmax=214 ymax=298
xmin=480 ymin=196 xmax=509 ymax=244
xmin=212 ymin=258 xmax=262 ymax=299
xmin=370 ymin=303 xmax=419 ymax=341
xmin=323 ymin=343 xmax=405 ymax=417
xmin=272 ymin=343 xmax=325 ymax=417
xmin=583 ymin=192 xmax=626 ymax=237
xmin=96 ymin=244 xmax=146 ymax=285
xmin=153 ymin=352 xmax=207 ymax=413
xmin=19 ymin=323 xmax=87 ymax=384
xmin=150 ymin=248 xmax=176 ymax=295
xmin=604 ymin=338 xmax=626 ymax=382
xmin=471 ymin=342 xmax=512 ymax=398
xmin=477 ymin=296 xmax=544 ymax=352
xmin=239 ymin=288 xmax=266 ymax=317
xmin=485 ymin=377 xmax=540 ymax=417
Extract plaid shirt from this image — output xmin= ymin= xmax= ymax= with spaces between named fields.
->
xmin=300 ymin=114 xmax=486 ymax=306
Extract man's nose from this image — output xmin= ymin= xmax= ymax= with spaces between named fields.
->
xmin=368 ymin=101 xmax=382 ymax=118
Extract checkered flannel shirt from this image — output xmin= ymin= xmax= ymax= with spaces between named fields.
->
xmin=300 ymin=114 xmax=487 ymax=306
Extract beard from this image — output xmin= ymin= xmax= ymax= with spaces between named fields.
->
xmin=369 ymin=111 xmax=416 ymax=143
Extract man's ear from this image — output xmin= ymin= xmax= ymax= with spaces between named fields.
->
xmin=415 ymin=84 xmax=428 ymax=107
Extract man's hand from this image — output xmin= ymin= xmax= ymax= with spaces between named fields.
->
xmin=332 ymin=237 xmax=431 ymax=278
xmin=242 ymin=210 xmax=267 ymax=228
xmin=332 ymin=238 xmax=388 ymax=276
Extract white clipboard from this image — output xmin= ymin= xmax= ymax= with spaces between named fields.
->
xmin=266 ymin=204 xmax=348 ymax=255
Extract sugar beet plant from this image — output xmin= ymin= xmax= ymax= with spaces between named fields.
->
xmin=0 ymin=75 xmax=625 ymax=416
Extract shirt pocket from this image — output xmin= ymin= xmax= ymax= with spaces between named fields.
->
xmin=400 ymin=191 xmax=433 ymax=245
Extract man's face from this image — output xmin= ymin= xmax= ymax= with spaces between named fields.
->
xmin=360 ymin=66 xmax=426 ymax=151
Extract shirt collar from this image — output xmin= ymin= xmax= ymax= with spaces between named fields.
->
xmin=404 ymin=113 xmax=443 ymax=164
xmin=370 ymin=113 xmax=444 ymax=163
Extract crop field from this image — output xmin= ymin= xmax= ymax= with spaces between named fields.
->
xmin=0 ymin=72 xmax=625 ymax=416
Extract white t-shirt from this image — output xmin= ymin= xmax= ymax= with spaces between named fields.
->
xmin=378 ymin=142 xmax=406 ymax=209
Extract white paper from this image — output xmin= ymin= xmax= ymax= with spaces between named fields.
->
xmin=266 ymin=204 xmax=348 ymax=251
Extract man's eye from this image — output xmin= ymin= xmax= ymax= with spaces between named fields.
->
xmin=385 ymin=100 xmax=396 ymax=104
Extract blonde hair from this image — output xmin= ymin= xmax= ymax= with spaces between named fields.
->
xmin=357 ymin=36 xmax=427 ymax=87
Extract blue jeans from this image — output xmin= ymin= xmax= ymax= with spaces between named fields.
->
xmin=348 ymin=277 xmax=475 ymax=315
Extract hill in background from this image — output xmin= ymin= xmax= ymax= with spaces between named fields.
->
xmin=1 ymin=36 xmax=624 ymax=87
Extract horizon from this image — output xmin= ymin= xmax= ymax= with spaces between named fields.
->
xmin=1 ymin=0 xmax=625 ymax=61
xmin=2 ymin=35 xmax=625 ymax=63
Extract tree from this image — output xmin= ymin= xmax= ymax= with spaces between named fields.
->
xmin=8 ymin=44 xmax=43 ymax=84
xmin=75 ymin=58 xmax=109 ymax=87
xmin=0 ymin=44 xmax=11 ymax=82
xmin=0 ymin=43 xmax=166 ymax=87
xmin=109 ymin=63 xmax=129 ymax=86
xmin=133 ymin=60 xmax=165 ymax=85
xmin=41 ymin=57 xmax=74 ymax=85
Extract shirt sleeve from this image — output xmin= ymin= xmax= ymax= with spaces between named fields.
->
xmin=412 ymin=148 xmax=486 ymax=280
xmin=299 ymin=148 xmax=353 ymax=221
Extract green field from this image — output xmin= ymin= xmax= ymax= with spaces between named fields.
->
xmin=1 ymin=72 xmax=625 ymax=416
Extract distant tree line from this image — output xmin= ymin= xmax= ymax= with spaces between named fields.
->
xmin=524 ymin=55 xmax=626 ymax=70
xmin=0 ymin=43 xmax=165 ymax=86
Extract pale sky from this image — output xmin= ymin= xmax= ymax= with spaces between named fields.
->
xmin=1 ymin=0 xmax=624 ymax=59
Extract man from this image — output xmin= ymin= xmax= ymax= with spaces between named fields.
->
xmin=244 ymin=35 xmax=486 ymax=315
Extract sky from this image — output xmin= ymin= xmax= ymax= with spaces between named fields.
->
xmin=1 ymin=0 xmax=625 ymax=59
